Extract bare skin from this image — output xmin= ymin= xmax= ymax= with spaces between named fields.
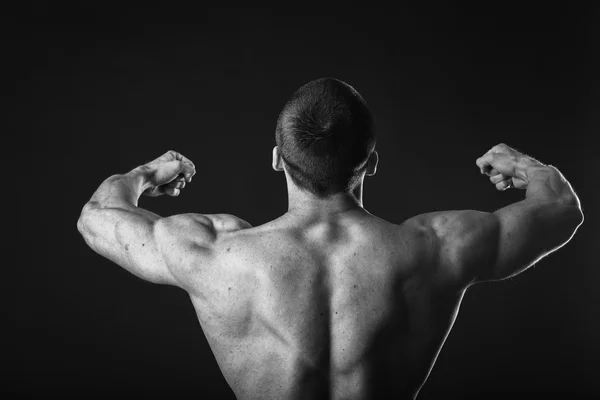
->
xmin=78 ymin=144 xmax=583 ymax=399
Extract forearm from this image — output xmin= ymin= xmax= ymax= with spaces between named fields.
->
xmin=477 ymin=144 xmax=584 ymax=283
xmin=81 ymin=166 xmax=159 ymax=221
xmin=522 ymin=162 xmax=581 ymax=208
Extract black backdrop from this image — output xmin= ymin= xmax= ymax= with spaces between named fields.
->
xmin=10 ymin=4 xmax=599 ymax=399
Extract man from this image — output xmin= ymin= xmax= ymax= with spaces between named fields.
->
xmin=77 ymin=78 xmax=584 ymax=399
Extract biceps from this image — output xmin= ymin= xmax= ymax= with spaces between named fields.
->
xmin=81 ymin=208 xmax=178 ymax=285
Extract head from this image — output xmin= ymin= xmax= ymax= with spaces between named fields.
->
xmin=273 ymin=78 xmax=378 ymax=198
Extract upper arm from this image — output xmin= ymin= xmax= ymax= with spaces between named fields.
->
xmin=78 ymin=204 xmax=183 ymax=286
xmin=481 ymin=199 xmax=583 ymax=282
xmin=423 ymin=200 xmax=583 ymax=285
xmin=78 ymin=207 xmax=251 ymax=288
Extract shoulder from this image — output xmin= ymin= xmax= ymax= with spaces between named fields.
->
xmin=155 ymin=213 xmax=252 ymax=245
xmin=153 ymin=213 xmax=253 ymax=290
xmin=403 ymin=210 xmax=500 ymax=282
xmin=404 ymin=210 xmax=498 ymax=241
xmin=203 ymin=213 xmax=253 ymax=232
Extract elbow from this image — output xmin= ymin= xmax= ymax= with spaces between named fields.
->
xmin=574 ymin=205 xmax=584 ymax=229
xmin=77 ymin=202 xmax=97 ymax=237
xmin=77 ymin=216 xmax=85 ymax=234
xmin=564 ymin=204 xmax=584 ymax=239
xmin=556 ymin=193 xmax=584 ymax=230
xmin=77 ymin=209 xmax=98 ymax=250
xmin=568 ymin=194 xmax=584 ymax=227
xmin=77 ymin=211 xmax=89 ymax=238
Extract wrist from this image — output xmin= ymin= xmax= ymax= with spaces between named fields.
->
xmin=524 ymin=164 xmax=578 ymax=205
xmin=121 ymin=165 xmax=152 ymax=198
xmin=519 ymin=157 xmax=546 ymax=182
xmin=88 ymin=168 xmax=150 ymax=210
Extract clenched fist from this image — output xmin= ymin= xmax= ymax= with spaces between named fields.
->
xmin=476 ymin=144 xmax=544 ymax=191
xmin=140 ymin=150 xmax=196 ymax=197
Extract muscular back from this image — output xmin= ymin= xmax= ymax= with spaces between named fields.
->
xmin=78 ymin=144 xmax=583 ymax=400
xmin=162 ymin=211 xmax=468 ymax=400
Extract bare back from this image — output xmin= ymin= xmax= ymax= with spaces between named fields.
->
xmin=183 ymin=211 xmax=466 ymax=400
xmin=79 ymin=144 xmax=583 ymax=400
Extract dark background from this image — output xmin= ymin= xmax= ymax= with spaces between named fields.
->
xmin=9 ymin=4 xmax=599 ymax=399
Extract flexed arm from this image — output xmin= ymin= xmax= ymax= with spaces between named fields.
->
xmin=439 ymin=144 xmax=584 ymax=284
xmin=469 ymin=144 xmax=583 ymax=281
xmin=77 ymin=150 xmax=197 ymax=285
xmin=477 ymin=144 xmax=580 ymax=205
xmin=410 ymin=144 xmax=584 ymax=286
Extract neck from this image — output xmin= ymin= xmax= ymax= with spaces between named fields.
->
xmin=286 ymin=182 xmax=366 ymax=217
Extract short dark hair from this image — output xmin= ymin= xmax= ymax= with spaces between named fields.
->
xmin=275 ymin=78 xmax=376 ymax=197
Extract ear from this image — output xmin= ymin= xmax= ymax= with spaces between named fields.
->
xmin=272 ymin=146 xmax=284 ymax=172
xmin=365 ymin=151 xmax=378 ymax=176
